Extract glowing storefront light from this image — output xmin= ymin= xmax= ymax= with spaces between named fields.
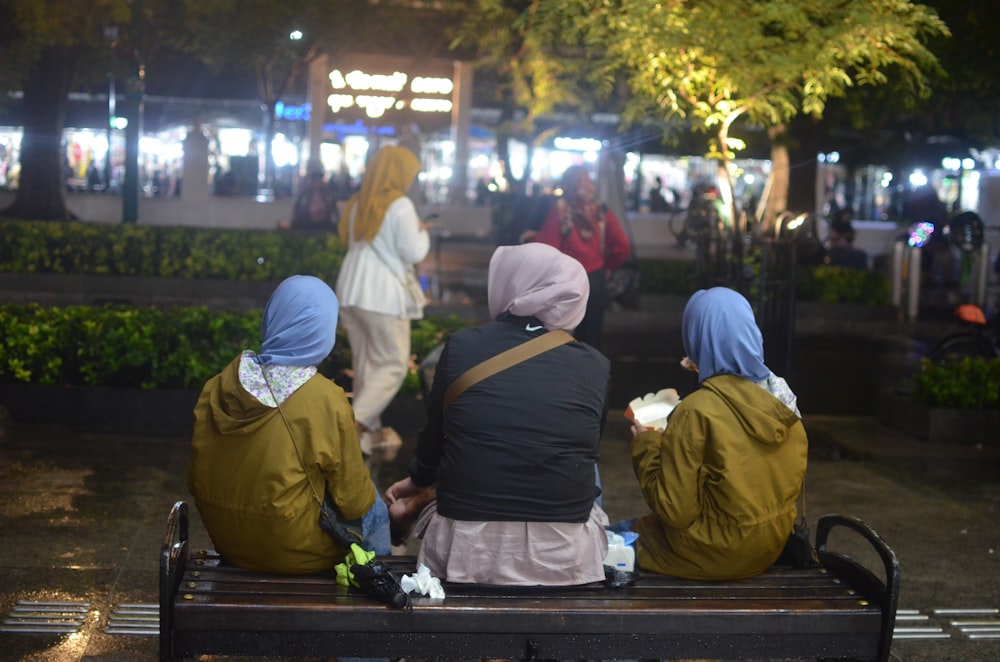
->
xmin=553 ymin=137 xmax=603 ymax=152
xmin=218 ymin=128 xmax=252 ymax=157
xmin=909 ymin=170 xmax=928 ymax=188
xmin=272 ymin=134 xmax=298 ymax=168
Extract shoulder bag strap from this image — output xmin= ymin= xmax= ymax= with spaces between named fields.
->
xmin=260 ymin=367 xmax=326 ymax=508
xmin=443 ymin=329 xmax=574 ymax=412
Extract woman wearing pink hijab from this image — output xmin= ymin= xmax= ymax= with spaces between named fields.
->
xmin=385 ymin=243 xmax=611 ymax=586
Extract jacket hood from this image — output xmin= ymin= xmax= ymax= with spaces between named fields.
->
xmin=204 ymin=358 xmax=281 ymax=437
xmin=702 ymin=374 xmax=800 ymax=447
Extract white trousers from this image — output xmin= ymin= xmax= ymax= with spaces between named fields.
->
xmin=339 ymin=306 xmax=411 ymax=431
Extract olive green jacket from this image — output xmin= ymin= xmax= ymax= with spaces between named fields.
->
xmin=188 ymin=356 xmax=375 ymax=574
xmin=631 ymin=373 xmax=808 ymax=580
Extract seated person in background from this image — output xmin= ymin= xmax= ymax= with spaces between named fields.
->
xmin=623 ymin=287 xmax=808 ymax=580
xmin=825 ymin=207 xmax=868 ymax=270
xmin=385 ymin=243 xmax=610 ymax=586
xmin=188 ymin=275 xmax=389 ymax=574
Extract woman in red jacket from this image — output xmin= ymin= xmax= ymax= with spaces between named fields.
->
xmin=531 ymin=165 xmax=631 ymax=351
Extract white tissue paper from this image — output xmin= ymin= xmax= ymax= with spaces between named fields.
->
xmin=400 ymin=563 xmax=446 ymax=599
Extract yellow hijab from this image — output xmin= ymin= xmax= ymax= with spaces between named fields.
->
xmin=339 ymin=145 xmax=421 ymax=243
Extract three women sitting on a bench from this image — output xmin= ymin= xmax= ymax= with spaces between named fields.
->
xmin=189 ymin=253 xmax=806 ymax=584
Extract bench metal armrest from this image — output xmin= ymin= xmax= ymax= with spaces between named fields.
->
xmin=159 ymin=500 xmax=189 ymax=662
xmin=816 ymin=513 xmax=900 ymax=662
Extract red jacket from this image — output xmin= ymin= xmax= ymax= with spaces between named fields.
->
xmin=532 ymin=201 xmax=631 ymax=273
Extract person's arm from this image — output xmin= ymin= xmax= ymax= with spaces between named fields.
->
xmin=389 ymin=196 xmax=431 ymax=265
xmin=631 ymin=406 xmax=704 ymax=528
xmin=603 ymin=209 xmax=632 ymax=270
xmin=324 ymin=394 xmax=378 ymax=520
xmin=385 ymin=340 xmax=453 ymax=515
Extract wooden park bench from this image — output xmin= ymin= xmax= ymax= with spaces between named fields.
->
xmin=159 ymin=500 xmax=899 ymax=661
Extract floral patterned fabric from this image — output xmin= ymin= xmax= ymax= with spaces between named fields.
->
xmin=239 ymin=350 xmax=317 ymax=406
xmin=757 ymin=372 xmax=801 ymax=418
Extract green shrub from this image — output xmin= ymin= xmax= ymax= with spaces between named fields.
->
xmin=796 ymin=265 xmax=890 ymax=304
xmin=0 ymin=220 xmax=345 ymax=281
xmin=637 ymin=259 xmax=698 ymax=297
xmin=0 ymin=303 xmax=468 ymax=395
xmin=911 ymin=356 xmax=1000 ymax=409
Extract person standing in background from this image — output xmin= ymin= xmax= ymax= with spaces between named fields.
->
xmin=529 ymin=165 xmax=631 ymax=352
xmin=336 ymin=145 xmax=431 ymax=458
xmin=290 ymin=169 xmax=339 ymax=232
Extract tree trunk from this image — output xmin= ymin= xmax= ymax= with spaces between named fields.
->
xmin=262 ymin=102 xmax=277 ymax=196
xmin=786 ymin=117 xmax=822 ymax=217
xmin=713 ymin=125 xmax=743 ymax=290
xmin=764 ymin=124 xmax=791 ymax=234
xmin=1 ymin=48 xmax=77 ymax=221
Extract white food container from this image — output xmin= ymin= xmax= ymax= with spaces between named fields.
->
xmin=624 ymin=388 xmax=681 ymax=431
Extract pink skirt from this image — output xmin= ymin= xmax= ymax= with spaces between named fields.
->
xmin=412 ymin=502 xmax=610 ymax=586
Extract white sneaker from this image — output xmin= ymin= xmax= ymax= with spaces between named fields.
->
xmin=359 ymin=426 xmax=403 ymax=461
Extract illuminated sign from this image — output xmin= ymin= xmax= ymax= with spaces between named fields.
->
xmin=276 ymin=100 xmax=311 ymax=121
xmin=326 ymin=68 xmax=453 ymax=119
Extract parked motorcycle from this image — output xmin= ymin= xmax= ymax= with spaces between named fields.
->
xmin=924 ymin=304 xmax=999 ymax=364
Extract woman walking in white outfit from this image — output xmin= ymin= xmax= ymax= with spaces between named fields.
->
xmin=336 ymin=145 xmax=431 ymax=456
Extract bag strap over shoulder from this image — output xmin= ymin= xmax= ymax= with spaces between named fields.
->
xmin=443 ymin=329 xmax=574 ymax=412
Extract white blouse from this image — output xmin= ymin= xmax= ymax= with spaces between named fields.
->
xmin=335 ymin=196 xmax=431 ymax=319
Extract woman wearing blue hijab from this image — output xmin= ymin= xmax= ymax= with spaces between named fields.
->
xmin=189 ymin=275 xmax=390 ymax=574
xmin=625 ymin=287 xmax=808 ymax=580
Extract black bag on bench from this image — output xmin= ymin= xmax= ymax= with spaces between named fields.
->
xmin=319 ymin=491 xmax=364 ymax=548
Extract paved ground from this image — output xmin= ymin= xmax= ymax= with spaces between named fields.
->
xmin=1 ymin=405 xmax=999 ymax=661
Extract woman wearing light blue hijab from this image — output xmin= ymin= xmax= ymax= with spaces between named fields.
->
xmin=622 ymin=287 xmax=808 ymax=580
xmin=189 ymin=275 xmax=390 ymax=574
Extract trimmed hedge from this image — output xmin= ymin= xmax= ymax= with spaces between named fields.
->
xmin=1 ymin=219 xmax=889 ymax=303
xmin=0 ymin=303 xmax=467 ymax=395
xmin=0 ymin=220 xmax=344 ymax=281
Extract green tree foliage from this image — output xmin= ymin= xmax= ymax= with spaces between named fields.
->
xmin=592 ymin=0 xmax=948 ymax=230
xmin=445 ymin=0 xmax=624 ymax=187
